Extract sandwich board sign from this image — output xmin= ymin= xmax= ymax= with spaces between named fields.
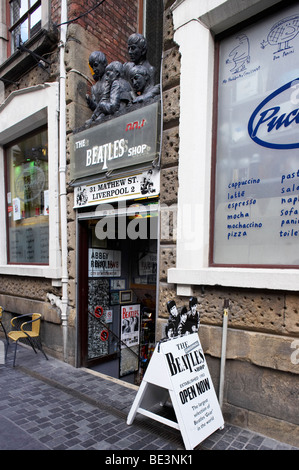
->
xmin=127 ymin=333 xmax=224 ymax=450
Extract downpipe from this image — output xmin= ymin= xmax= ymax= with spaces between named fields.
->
xmin=59 ymin=0 xmax=69 ymax=362
xmin=219 ymin=299 xmax=229 ymax=409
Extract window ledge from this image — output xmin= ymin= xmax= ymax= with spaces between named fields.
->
xmin=168 ymin=267 xmax=299 ymax=292
xmin=0 ymin=264 xmax=61 ymax=279
xmin=0 ymin=28 xmax=58 ymax=83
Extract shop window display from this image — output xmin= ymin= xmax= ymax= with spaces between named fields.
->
xmin=5 ymin=128 xmax=49 ymax=264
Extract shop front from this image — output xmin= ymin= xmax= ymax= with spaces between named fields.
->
xmin=71 ymin=101 xmax=161 ymax=384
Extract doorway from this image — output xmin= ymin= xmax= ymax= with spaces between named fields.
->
xmin=78 ymin=206 xmax=158 ymax=384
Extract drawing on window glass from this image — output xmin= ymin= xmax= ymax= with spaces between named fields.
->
xmin=261 ymin=15 xmax=299 ymax=53
xmin=226 ymin=35 xmax=250 ymax=74
xmin=15 ymin=165 xmax=45 ymax=203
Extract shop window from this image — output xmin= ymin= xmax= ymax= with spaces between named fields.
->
xmin=211 ymin=3 xmax=299 ymax=267
xmin=5 ymin=127 xmax=49 ymax=264
xmin=9 ymin=0 xmax=41 ymax=54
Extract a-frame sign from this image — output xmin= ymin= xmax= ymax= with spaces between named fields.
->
xmin=127 ymin=333 xmax=224 ymax=450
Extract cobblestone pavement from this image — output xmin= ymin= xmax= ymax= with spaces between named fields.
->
xmin=0 ymin=342 xmax=298 ymax=452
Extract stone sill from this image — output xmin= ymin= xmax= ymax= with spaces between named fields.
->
xmin=0 ymin=265 xmax=61 ymax=280
xmin=0 ymin=28 xmax=58 ymax=83
xmin=168 ymin=267 xmax=299 ymax=292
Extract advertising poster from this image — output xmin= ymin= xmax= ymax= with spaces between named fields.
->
xmin=13 ymin=197 xmax=21 ymax=221
xmin=138 ymin=252 xmax=157 ymax=276
xmin=121 ymin=304 xmax=140 ymax=349
xmin=88 ymin=248 xmax=121 ymax=277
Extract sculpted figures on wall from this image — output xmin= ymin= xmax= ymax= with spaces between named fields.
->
xmin=85 ymin=33 xmax=160 ymax=127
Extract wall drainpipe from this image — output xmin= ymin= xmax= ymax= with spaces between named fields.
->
xmin=219 ymin=299 xmax=229 ymax=409
xmin=59 ymin=0 xmax=69 ymax=362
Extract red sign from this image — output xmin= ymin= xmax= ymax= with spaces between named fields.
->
xmin=100 ymin=329 xmax=109 ymax=341
xmin=94 ymin=306 xmax=103 ymax=318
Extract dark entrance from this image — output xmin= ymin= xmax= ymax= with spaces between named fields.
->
xmin=78 ymin=207 xmax=158 ymax=384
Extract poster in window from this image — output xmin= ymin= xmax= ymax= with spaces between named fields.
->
xmin=13 ymin=198 xmax=21 ymax=221
xmin=121 ymin=304 xmax=140 ymax=349
xmin=88 ymin=248 xmax=121 ymax=277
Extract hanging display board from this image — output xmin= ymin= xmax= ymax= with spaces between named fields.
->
xmin=70 ymin=101 xmax=160 ymax=180
xmin=73 ymin=169 xmax=160 ymax=209
xmin=127 ymin=333 xmax=224 ymax=450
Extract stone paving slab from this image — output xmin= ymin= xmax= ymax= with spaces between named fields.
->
xmin=0 ymin=343 xmax=298 ymax=452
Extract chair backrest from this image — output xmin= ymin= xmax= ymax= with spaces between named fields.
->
xmin=31 ymin=314 xmax=41 ymax=335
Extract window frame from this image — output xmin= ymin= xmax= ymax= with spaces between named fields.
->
xmin=4 ymin=125 xmax=49 ymax=266
xmin=8 ymin=0 xmax=42 ymax=56
xmin=0 ymin=82 xmax=61 ymax=280
xmin=209 ymin=3 xmax=299 ymax=269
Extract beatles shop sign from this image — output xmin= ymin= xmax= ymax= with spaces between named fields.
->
xmin=70 ymin=102 xmax=160 ymax=180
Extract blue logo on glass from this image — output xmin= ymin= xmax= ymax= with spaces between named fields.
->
xmin=248 ymin=79 xmax=299 ymax=149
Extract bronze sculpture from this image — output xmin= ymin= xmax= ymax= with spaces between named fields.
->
xmin=85 ymin=33 xmax=160 ymax=127
xmin=124 ymin=33 xmax=156 ymax=86
xmin=86 ymin=51 xmax=108 ymax=113
xmin=86 ymin=61 xmax=131 ymax=126
xmin=129 ymin=64 xmax=160 ymax=104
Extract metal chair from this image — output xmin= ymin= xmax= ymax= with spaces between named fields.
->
xmin=6 ymin=313 xmax=48 ymax=367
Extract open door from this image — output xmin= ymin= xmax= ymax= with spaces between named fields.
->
xmin=78 ymin=208 xmax=158 ymax=384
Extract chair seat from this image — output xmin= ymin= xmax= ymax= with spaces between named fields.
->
xmin=8 ymin=331 xmax=38 ymax=341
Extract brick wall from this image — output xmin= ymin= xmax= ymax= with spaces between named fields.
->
xmin=53 ymin=0 xmax=138 ymax=64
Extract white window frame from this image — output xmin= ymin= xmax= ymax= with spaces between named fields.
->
xmin=1 ymin=0 xmax=50 ymax=62
xmin=9 ymin=0 xmax=42 ymax=53
xmin=0 ymin=82 xmax=61 ymax=279
xmin=168 ymin=0 xmax=299 ymax=293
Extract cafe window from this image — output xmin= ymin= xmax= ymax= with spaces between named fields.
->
xmin=211 ymin=3 xmax=299 ymax=267
xmin=5 ymin=127 xmax=49 ymax=264
xmin=9 ymin=0 xmax=42 ymax=54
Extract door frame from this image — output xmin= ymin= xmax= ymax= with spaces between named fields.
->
xmin=75 ymin=202 xmax=160 ymax=369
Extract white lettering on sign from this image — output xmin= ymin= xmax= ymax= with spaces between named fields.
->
xmin=128 ymin=144 xmax=147 ymax=157
xmin=75 ymin=139 xmax=88 ymax=148
xmin=86 ymin=139 xmax=125 ymax=170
